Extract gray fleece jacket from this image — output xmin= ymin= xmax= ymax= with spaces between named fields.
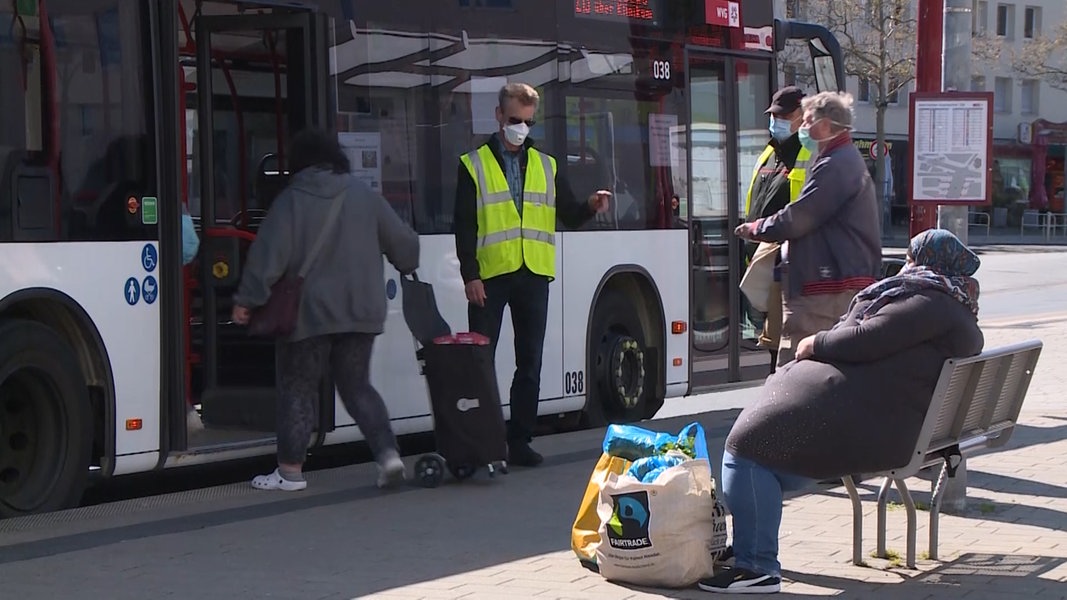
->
xmin=234 ymin=167 xmax=419 ymax=341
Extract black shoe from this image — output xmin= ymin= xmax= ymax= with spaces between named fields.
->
xmin=697 ymin=567 xmax=781 ymax=594
xmin=507 ymin=443 xmax=543 ymax=467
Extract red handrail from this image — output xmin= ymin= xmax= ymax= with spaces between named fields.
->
xmin=203 ymin=226 xmax=257 ymax=243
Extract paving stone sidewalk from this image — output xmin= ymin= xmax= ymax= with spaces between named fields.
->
xmin=368 ymin=317 xmax=1067 ymax=600
xmin=0 ymin=316 xmax=1062 ymax=600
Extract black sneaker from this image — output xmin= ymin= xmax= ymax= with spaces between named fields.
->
xmin=507 ymin=443 xmax=543 ymax=467
xmin=697 ymin=567 xmax=781 ymax=594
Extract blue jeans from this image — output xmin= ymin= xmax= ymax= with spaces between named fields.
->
xmin=720 ymin=450 xmax=817 ymax=578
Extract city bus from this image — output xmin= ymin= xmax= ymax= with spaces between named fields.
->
xmin=0 ymin=0 xmax=844 ymax=516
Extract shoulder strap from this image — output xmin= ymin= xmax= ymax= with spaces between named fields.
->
xmin=297 ymin=188 xmax=346 ymax=278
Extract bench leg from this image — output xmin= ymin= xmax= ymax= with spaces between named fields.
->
xmin=842 ymin=475 xmax=864 ymax=566
xmin=875 ymin=477 xmax=892 ymax=558
xmin=892 ymin=478 xmax=917 ymax=569
xmin=928 ymin=462 xmax=949 ymax=561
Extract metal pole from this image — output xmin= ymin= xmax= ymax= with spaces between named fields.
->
xmin=937 ymin=0 xmax=973 ymax=245
xmin=909 ymin=0 xmax=944 ymax=238
xmin=939 ymin=0 xmax=973 ymax=511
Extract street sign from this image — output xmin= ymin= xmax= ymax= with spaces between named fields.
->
xmin=908 ymin=91 xmax=994 ymax=205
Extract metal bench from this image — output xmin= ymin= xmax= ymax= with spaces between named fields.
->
xmin=840 ymin=339 xmax=1043 ymax=568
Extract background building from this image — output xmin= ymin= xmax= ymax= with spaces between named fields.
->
xmin=776 ymin=0 xmax=1067 ymax=228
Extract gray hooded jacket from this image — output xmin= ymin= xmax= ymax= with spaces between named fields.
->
xmin=234 ymin=167 xmax=419 ymax=341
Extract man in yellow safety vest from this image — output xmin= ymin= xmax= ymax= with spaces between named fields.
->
xmin=453 ymin=82 xmax=610 ymax=467
xmin=742 ymin=86 xmax=811 ymax=372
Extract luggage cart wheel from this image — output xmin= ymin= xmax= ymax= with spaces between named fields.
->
xmin=449 ymin=463 xmax=475 ymax=481
xmin=415 ymin=454 xmax=445 ymax=488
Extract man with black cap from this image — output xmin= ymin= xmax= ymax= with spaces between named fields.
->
xmin=740 ymin=86 xmax=810 ymax=371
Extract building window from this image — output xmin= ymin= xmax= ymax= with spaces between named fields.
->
xmin=994 ymin=76 xmax=1013 ymax=112
xmin=857 ymin=78 xmax=870 ymax=103
xmin=996 ymin=4 xmax=1014 ymax=38
xmin=887 ymin=81 xmax=901 ymax=105
xmin=974 ymin=1 xmax=988 ymax=35
xmin=1021 ymin=80 xmax=1039 ymax=114
xmin=1024 ymin=6 xmax=1041 ymax=39
xmin=971 ymin=76 xmax=986 ymax=91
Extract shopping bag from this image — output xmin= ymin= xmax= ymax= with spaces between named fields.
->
xmin=571 ymin=452 xmax=632 ymax=563
xmin=400 ymin=273 xmax=452 ymax=345
xmin=595 ymin=457 xmax=718 ymax=588
xmin=740 ymin=241 xmax=779 ymax=313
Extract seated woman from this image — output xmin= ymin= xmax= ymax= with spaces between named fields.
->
xmin=699 ymin=229 xmax=984 ymax=594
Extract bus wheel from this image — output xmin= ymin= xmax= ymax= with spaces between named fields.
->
xmin=583 ymin=289 xmax=648 ymax=427
xmin=0 ymin=320 xmax=92 ymax=518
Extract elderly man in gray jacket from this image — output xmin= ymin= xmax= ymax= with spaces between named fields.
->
xmin=735 ymin=91 xmax=881 ymax=368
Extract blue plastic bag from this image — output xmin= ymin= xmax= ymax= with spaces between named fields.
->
xmin=602 ymin=424 xmax=673 ymax=461
xmin=627 ymin=453 xmax=688 ymax=483
xmin=602 ymin=422 xmax=710 ymax=464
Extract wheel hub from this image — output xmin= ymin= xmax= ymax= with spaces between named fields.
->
xmin=607 ymin=334 xmax=645 ymax=410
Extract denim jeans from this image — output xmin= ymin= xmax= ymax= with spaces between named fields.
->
xmin=720 ymin=450 xmax=817 ymax=578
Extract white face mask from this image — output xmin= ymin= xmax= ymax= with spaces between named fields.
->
xmin=503 ymin=122 xmax=529 ymax=146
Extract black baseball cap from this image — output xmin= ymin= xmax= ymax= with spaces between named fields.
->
xmin=765 ymin=86 xmax=805 ymax=115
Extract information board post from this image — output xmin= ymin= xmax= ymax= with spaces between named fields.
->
xmin=907 ymin=91 xmax=994 ymax=229
xmin=938 ymin=0 xmax=977 ymax=245
xmin=908 ymin=0 xmax=943 ymax=238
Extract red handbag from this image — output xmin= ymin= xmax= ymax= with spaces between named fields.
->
xmin=247 ymin=190 xmax=346 ymax=338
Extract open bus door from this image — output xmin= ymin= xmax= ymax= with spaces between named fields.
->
xmin=184 ymin=7 xmax=332 ymax=448
xmin=688 ymin=21 xmax=846 ymax=389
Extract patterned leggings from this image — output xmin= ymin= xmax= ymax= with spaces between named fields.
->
xmin=276 ymin=333 xmax=397 ymax=465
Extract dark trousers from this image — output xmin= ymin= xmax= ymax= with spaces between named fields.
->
xmin=275 ymin=333 xmax=398 ymax=465
xmin=468 ymin=267 xmax=550 ymax=445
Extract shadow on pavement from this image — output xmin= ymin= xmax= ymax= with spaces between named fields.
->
xmin=0 ymin=411 xmax=745 ymax=600
xmin=784 ymin=553 xmax=1066 ymax=598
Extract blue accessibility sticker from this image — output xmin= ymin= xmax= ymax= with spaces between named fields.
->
xmin=125 ymin=277 xmax=140 ymax=306
xmin=141 ymin=244 xmax=158 ymax=273
xmin=142 ymin=275 xmax=159 ymax=305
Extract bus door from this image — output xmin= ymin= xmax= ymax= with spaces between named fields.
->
xmin=685 ymin=53 xmax=735 ymax=387
xmin=186 ymin=8 xmax=331 ymax=447
xmin=687 ymin=51 xmax=777 ymax=388
xmin=687 ymin=21 xmax=846 ymax=389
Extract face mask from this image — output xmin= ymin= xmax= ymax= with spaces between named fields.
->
xmin=769 ymin=116 xmax=792 ymax=142
xmin=503 ymin=122 xmax=529 ymax=146
xmin=797 ymin=126 xmax=818 ymax=152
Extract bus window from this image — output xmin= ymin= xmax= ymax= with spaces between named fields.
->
xmin=331 ymin=21 xmax=427 ymax=232
xmin=52 ymin=1 xmax=156 ymax=242
xmin=562 ymin=61 xmax=687 ymax=231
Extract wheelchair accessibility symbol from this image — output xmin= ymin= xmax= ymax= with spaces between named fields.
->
xmin=141 ymin=244 xmax=158 ymax=273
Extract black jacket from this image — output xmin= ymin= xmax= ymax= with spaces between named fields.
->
xmin=454 ymin=134 xmax=595 ymax=283
xmin=746 ymin=134 xmax=803 ymax=223
xmin=726 ymin=289 xmax=983 ymax=479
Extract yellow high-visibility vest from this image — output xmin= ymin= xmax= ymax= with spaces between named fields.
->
xmin=744 ymin=143 xmax=812 ymax=217
xmin=460 ymin=144 xmax=557 ymax=280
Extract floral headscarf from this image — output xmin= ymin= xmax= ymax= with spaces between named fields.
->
xmin=853 ymin=229 xmax=981 ymax=319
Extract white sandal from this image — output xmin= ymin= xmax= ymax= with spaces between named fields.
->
xmin=251 ymin=468 xmax=307 ymax=491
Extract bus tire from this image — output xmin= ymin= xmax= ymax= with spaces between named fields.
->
xmin=582 ymin=288 xmax=650 ymax=427
xmin=0 ymin=319 xmax=92 ymax=518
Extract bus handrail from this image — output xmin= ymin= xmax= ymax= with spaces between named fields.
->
xmin=203 ymin=227 xmax=257 ymax=243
